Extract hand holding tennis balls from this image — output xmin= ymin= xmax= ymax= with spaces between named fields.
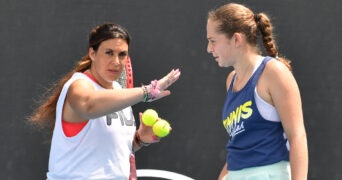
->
xmin=142 ymin=109 xmax=171 ymax=138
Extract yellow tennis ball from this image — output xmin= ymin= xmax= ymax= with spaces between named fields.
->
xmin=142 ymin=109 xmax=158 ymax=126
xmin=153 ymin=119 xmax=171 ymax=138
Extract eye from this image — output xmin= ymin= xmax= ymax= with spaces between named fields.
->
xmin=118 ymin=51 xmax=128 ymax=60
xmin=207 ymin=38 xmax=216 ymax=45
xmin=105 ymin=50 xmax=114 ymax=56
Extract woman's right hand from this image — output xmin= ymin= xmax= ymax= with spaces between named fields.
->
xmin=157 ymin=68 xmax=181 ymax=91
xmin=145 ymin=68 xmax=181 ymax=102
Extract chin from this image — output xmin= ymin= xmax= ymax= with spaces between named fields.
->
xmin=217 ymin=62 xmax=225 ymax=67
xmin=104 ymin=77 xmax=116 ymax=83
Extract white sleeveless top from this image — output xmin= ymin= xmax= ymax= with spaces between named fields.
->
xmin=47 ymin=73 xmax=136 ymax=180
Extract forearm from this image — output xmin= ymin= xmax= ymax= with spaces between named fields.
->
xmin=80 ymin=87 xmax=144 ymax=119
xmin=218 ymin=162 xmax=228 ymax=180
xmin=289 ymin=134 xmax=308 ymax=180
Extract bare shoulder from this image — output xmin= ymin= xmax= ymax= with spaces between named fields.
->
xmin=261 ymin=59 xmax=295 ymax=86
xmin=264 ymin=59 xmax=292 ymax=77
xmin=68 ymin=78 xmax=95 ymax=98
xmin=64 ymin=78 xmax=96 ymax=121
xmin=258 ymin=59 xmax=297 ymax=105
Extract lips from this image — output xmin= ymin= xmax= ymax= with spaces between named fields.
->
xmin=212 ymin=54 xmax=218 ymax=59
xmin=108 ymin=69 xmax=120 ymax=75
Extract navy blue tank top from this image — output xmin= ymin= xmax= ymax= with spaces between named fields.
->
xmin=222 ymin=57 xmax=289 ymax=170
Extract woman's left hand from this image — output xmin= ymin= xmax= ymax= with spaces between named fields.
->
xmin=137 ymin=112 xmax=160 ymax=144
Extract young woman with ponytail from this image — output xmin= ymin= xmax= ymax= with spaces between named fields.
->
xmin=29 ymin=23 xmax=181 ymax=179
xmin=206 ymin=3 xmax=308 ymax=180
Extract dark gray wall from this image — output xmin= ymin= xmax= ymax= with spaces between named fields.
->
xmin=1 ymin=0 xmax=341 ymax=179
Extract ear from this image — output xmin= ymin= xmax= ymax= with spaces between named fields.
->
xmin=232 ymin=33 xmax=243 ymax=47
xmin=88 ymin=47 xmax=96 ymax=61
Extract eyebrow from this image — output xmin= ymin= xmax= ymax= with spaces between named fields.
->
xmin=105 ymin=48 xmax=128 ymax=53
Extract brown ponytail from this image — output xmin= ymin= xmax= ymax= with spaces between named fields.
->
xmin=208 ymin=3 xmax=292 ymax=71
xmin=256 ymin=13 xmax=292 ymax=71
xmin=28 ymin=56 xmax=92 ymax=130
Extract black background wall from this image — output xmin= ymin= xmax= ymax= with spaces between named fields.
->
xmin=1 ymin=0 xmax=341 ymax=179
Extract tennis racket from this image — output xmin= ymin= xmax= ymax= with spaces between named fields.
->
xmin=117 ymin=56 xmax=134 ymax=88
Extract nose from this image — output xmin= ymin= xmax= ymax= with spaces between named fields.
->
xmin=207 ymin=43 xmax=213 ymax=53
xmin=112 ymin=56 xmax=121 ymax=65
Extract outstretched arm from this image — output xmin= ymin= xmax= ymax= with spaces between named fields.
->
xmin=64 ymin=69 xmax=181 ymax=122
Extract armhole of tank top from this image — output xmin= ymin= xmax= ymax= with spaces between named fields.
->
xmin=61 ymin=73 xmax=92 ymax=138
xmin=62 ymin=119 xmax=89 ymax=137
xmin=254 ymin=88 xmax=280 ymax=122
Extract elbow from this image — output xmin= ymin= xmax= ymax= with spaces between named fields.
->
xmin=287 ymin=131 xmax=308 ymax=148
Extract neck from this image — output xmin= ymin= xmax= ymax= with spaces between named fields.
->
xmin=232 ymin=54 xmax=262 ymax=91
xmin=85 ymin=70 xmax=113 ymax=89
xmin=234 ymin=54 xmax=261 ymax=77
